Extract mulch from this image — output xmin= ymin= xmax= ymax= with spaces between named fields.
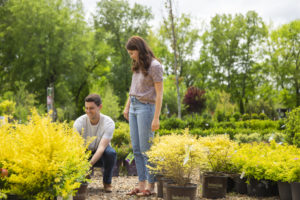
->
xmin=86 ymin=168 xmax=279 ymax=200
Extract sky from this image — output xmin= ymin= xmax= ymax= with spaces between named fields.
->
xmin=82 ymin=0 xmax=300 ymax=28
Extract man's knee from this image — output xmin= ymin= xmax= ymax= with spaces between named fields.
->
xmin=104 ymin=146 xmax=117 ymax=161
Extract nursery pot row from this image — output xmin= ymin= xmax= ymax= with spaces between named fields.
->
xmin=278 ymin=182 xmax=300 ymax=200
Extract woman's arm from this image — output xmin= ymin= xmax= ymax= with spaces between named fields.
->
xmin=123 ymin=97 xmax=131 ymax=121
xmin=152 ymin=82 xmax=163 ymax=131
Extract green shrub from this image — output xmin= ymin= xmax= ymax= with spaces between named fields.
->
xmin=160 ymin=117 xmax=186 ymax=130
xmin=215 ymin=110 xmax=225 ymax=122
xmin=158 ymin=129 xmax=182 ymax=136
xmin=259 ymin=113 xmax=268 ymax=120
xmin=236 ymin=119 xmax=279 ymax=130
xmin=189 ymin=128 xmax=209 ymax=137
xmin=234 ymin=133 xmax=261 ymax=144
xmin=111 ymin=122 xmax=131 ymax=160
xmin=233 ymin=112 xmax=241 ymax=121
xmin=251 ymin=113 xmax=259 ymax=119
xmin=285 ymin=107 xmax=300 ymax=147
xmin=0 ymin=100 xmax=15 ymax=116
xmin=242 ymin=113 xmax=250 ymax=121
xmin=216 ymin=122 xmax=236 ymax=129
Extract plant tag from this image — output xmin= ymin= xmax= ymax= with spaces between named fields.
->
xmin=183 ymin=145 xmax=191 ymax=165
xmin=240 ymin=171 xmax=245 ymax=179
xmin=125 ymin=152 xmax=134 ymax=164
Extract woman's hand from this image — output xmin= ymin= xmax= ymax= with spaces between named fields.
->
xmin=123 ymin=108 xmax=129 ymax=121
xmin=151 ymin=118 xmax=160 ymax=131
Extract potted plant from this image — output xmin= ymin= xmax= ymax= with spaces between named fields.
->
xmin=231 ymin=142 xmax=279 ymax=197
xmin=147 ymin=129 xmax=206 ymax=200
xmin=198 ymin=134 xmax=238 ymax=198
xmin=0 ymin=111 xmax=91 ymax=200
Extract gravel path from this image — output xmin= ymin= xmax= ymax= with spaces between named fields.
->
xmin=86 ymin=168 xmax=280 ymax=200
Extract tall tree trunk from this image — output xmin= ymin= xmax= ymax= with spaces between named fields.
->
xmin=167 ymin=0 xmax=181 ymax=119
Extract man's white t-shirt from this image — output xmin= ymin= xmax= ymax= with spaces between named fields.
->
xmin=73 ymin=113 xmax=115 ymax=152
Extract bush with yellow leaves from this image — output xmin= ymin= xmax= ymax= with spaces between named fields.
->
xmin=198 ymin=134 xmax=238 ymax=173
xmin=0 ymin=111 xmax=91 ymax=200
xmin=147 ymin=129 xmax=207 ymax=186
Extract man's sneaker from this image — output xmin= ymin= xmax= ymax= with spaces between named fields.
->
xmin=103 ymin=183 xmax=112 ymax=193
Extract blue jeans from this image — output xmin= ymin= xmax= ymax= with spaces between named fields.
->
xmin=92 ymin=145 xmax=117 ymax=184
xmin=129 ymin=96 xmax=155 ymax=183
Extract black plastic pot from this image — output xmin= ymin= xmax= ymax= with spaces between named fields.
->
xmin=277 ymin=182 xmax=292 ymax=200
xmin=156 ymin=175 xmax=164 ymax=198
xmin=247 ymin=178 xmax=278 ymax=197
xmin=291 ymin=182 xmax=300 ymax=200
xmin=226 ymin=176 xmax=235 ymax=193
xmin=113 ymin=159 xmax=122 ymax=177
xmin=123 ymin=160 xmax=137 ymax=176
xmin=165 ymin=183 xmax=197 ymax=200
xmin=233 ymin=175 xmax=247 ymax=194
xmin=6 ymin=194 xmax=21 ymax=200
xmin=201 ymin=172 xmax=227 ymax=199
xmin=162 ymin=177 xmax=175 ymax=199
xmin=73 ymin=182 xmax=88 ymax=200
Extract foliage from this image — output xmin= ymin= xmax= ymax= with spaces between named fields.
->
xmin=183 ymin=114 xmax=213 ymax=130
xmin=231 ymin=141 xmax=300 ymax=182
xmin=0 ymin=0 xmax=91 ymax=120
xmin=99 ymin=85 xmax=121 ymax=121
xmin=0 ymin=111 xmax=90 ymax=199
xmin=233 ymin=112 xmax=241 ymax=121
xmin=147 ymin=130 xmax=206 ymax=185
xmin=94 ymin=0 xmax=153 ymax=105
xmin=160 ymin=116 xmax=186 ymax=130
xmin=285 ymin=106 xmax=300 ymax=147
xmin=269 ymin=19 xmax=300 ymax=107
xmin=259 ymin=113 xmax=268 ymax=120
xmin=198 ymin=135 xmax=238 ymax=173
xmin=214 ymin=91 xmax=238 ymax=121
xmin=200 ymin=11 xmax=267 ymax=114
xmin=242 ymin=113 xmax=250 ymax=121
xmin=111 ymin=122 xmax=131 ymax=160
xmin=0 ymin=100 xmax=15 ymax=116
xmin=161 ymin=75 xmax=186 ymax=117
xmin=183 ymin=86 xmax=206 ymax=114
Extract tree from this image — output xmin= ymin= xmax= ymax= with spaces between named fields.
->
xmin=183 ymin=86 xmax=206 ymax=114
xmin=199 ymin=11 xmax=267 ymax=113
xmin=0 ymin=0 xmax=91 ymax=120
xmin=268 ymin=19 xmax=300 ymax=108
xmin=93 ymin=0 xmax=153 ymax=105
xmin=161 ymin=0 xmax=200 ymax=118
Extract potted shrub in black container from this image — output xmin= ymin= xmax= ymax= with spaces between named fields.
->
xmin=199 ymin=135 xmax=238 ymax=199
xmin=231 ymin=142 xmax=279 ymax=197
xmin=147 ymin=130 xmax=206 ymax=200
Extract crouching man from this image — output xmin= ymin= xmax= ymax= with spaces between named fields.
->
xmin=73 ymin=94 xmax=116 ymax=193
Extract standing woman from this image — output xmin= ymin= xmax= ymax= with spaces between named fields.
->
xmin=124 ymin=36 xmax=163 ymax=196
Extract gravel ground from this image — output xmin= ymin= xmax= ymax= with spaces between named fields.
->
xmin=86 ymin=168 xmax=280 ymax=200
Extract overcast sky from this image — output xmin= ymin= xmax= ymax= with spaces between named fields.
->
xmin=83 ymin=0 xmax=300 ymax=28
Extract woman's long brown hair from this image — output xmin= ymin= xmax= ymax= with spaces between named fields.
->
xmin=126 ymin=36 xmax=157 ymax=76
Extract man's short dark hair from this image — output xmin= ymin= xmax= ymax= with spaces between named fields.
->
xmin=85 ymin=94 xmax=102 ymax=106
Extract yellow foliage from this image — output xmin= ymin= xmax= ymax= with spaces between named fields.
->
xmin=147 ymin=129 xmax=207 ymax=185
xmin=0 ymin=110 xmax=91 ymax=200
xmin=198 ymin=134 xmax=238 ymax=172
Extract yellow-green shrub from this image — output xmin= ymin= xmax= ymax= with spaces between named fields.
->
xmin=198 ymin=135 xmax=238 ymax=173
xmin=0 ymin=111 xmax=90 ymax=200
xmin=147 ymin=129 xmax=207 ymax=185
xmin=231 ymin=141 xmax=300 ymax=182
